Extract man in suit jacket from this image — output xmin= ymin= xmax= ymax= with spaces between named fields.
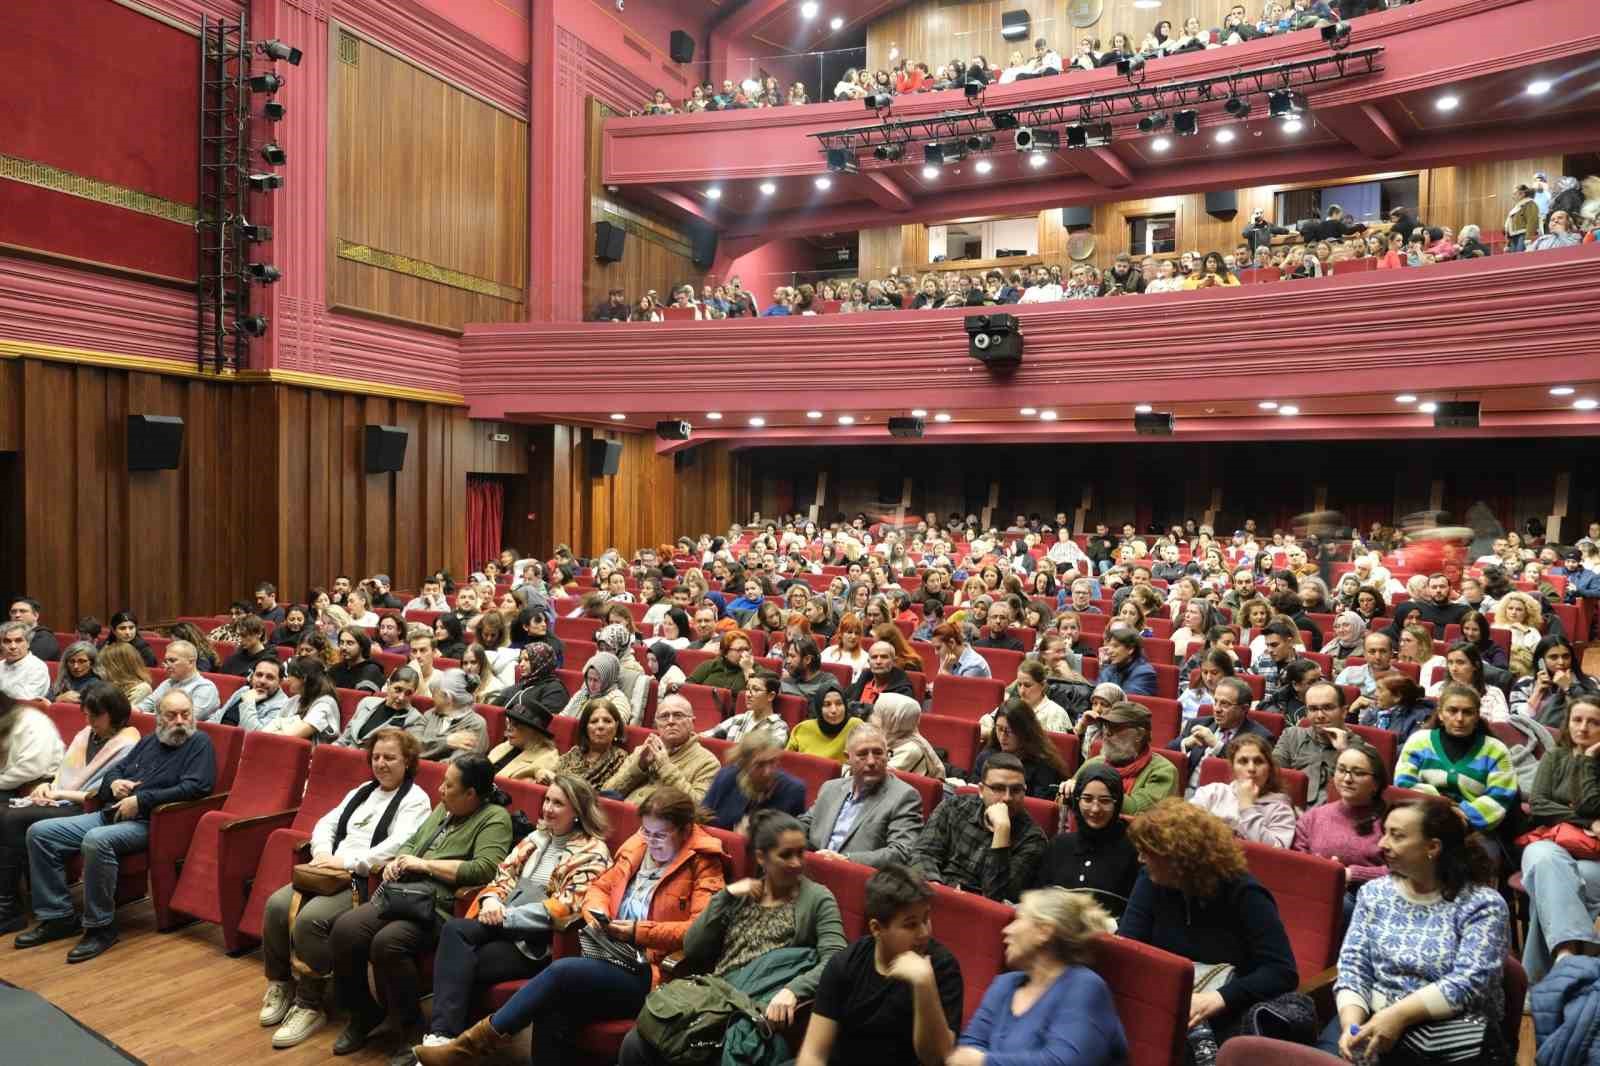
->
xmin=1168 ymin=677 xmax=1273 ymax=791
xmin=800 ymin=724 xmax=922 ymax=868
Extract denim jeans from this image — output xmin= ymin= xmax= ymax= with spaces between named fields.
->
xmin=26 ymin=811 xmax=149 ymax=929
xmin=489 ymin=956 xmax=650 ymax=1064
xmin=1521 ymin=839 xmax=1600 ymax=982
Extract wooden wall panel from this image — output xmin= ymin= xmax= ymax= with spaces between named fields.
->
xmin=330 ymin=28 xmax=528 ymax=331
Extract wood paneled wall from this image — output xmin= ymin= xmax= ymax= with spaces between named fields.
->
xmin=330 ymin=28 xmax=528 ymax=331
xmin=0 ymin=355 xmax=534 ymax=627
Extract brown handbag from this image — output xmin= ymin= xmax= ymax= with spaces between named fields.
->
xmin=291 ymin=862 xmax=352 ymax=897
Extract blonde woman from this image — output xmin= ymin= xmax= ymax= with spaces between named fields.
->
xmin=1398 ymin=623 xmax=1448 ymax=687
xmin=93 ymin=641 xmax=153 ymax=706
xmin=1493 ymin=590 xmax=1544 ymax=651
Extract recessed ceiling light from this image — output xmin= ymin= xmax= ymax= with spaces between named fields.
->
xmin=1282 ymin=118 xmax=1303 ymax=133
xmin=800 ymin=1 xmax=819 ymax=17
xmin=1029 ymin=153 xmax=1047 ymax=168
xmin=609 ymin=413 xmax=625 ymax=421
xmin=933 ymin=412 xmax=951 ymax=422
xmin=1576 ymin=398 xmax=1600 ymax=411
xmin=1258 ymin=401 xmax=1279 ymax=410
xmin=974 ymin=159 xmax=992 ymax=174
xmin=921 ymin=165 xmax=939 ymax=179
xmin=759 ymin=181 xmax=776 ymax=195
xmin=1436 ymin=95 xmax=1460 ymax=111
xmin=1417 ymin=402 xmax=1438 ymax=414
xmin=748 ymin=416 xmax=766 ymax=427
xmin=1550 ymin=386 xmax=1576 ymax=396
xmin=1527 ymin=79 xmax=1552 ymax=95
xmin=814 ymin=176 xmax=832 ymax=190
xmin=1216 ymin=128 xmax=1236 ymax=144
xmin=1151 ymin=136 xmax=1171 ymax=152
xmin=1278 ymin=405 xmax=1299 ymax=416
xmin=704 ymin=187 xmax=722 ymax=201
xmin=1038 ymin=410 xmax=1058 ymax=421
xmin=837 ymin=415 xmax=855 ymax=425
xmin=1394 ymin=394 xmax=1417 ymax=404
xmin=1020 ymin=407 xmax=1037 ymax=416
xmin=830 ymin=15 xmax=844 ymax=30
xmin=910 ymin=409 xmax=927 ymax=417
xmin=706 ymin=412 xmax=722 ymax=420
xmin=805 ymin=410 xmax=823 ymax=419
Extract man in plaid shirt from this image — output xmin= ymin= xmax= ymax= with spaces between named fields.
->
xmin=912 ymin=754 xmax=1046 ymax=903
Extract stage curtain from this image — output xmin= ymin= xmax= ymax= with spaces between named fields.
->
xmin=467 ymin=476 xmax=504 ymax=572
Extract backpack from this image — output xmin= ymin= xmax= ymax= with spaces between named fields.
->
xmin=634 ymin=974 xmax=768 ymax=1064
xmin=1498 ymin=714 xmax=1556 ymax=795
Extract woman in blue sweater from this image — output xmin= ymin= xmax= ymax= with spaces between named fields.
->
xmin=948 ymin=887 xmax=1128 ymax=1066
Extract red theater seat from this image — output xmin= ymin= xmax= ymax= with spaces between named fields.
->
xmin=895 ymin=769 xmax=945 ymax=819
xmin=928 ymin=883 xmax=1013 ymax=1026
xmin=1242 ymin=841 xmax=1345 ymax=981
xmin=975 ymin=647 xmax=1025 ymax=682
xmin=778 ymin=750 xmax=844 ymax=803
xmin=930 ymin=675 xmax=1006 ymax=721
xmin=1099 ymin=935 xmax=1195 ymax=1066
xmin=921 ymin=713 xmax=979 ymax=773
xmin=1198 ymin=756 xmax=1310 ymax=809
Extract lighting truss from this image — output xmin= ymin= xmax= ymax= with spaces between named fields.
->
xmin=810 ymin=47 xmax=1382 ymax=158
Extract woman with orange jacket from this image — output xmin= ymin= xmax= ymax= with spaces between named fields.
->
xmin=414 ymin=786 xmax=726 ymax=1066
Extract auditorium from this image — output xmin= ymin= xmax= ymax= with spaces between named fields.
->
xmin=0 ymin=0 xmax=1597 ymax=1063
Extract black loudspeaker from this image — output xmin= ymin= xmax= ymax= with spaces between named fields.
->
xmin=1000 ymin=9 xmax=1031 ymax=40
xmin=588 ymin=438 xmax=623 ymax=477
xmin=691 ymin=226 xmax=718 ymax=269
xmin=669 ymin=30 xmax=695 ymax=63
xmin=594 ymin=221 xmax=626 ymax=263
xmin=673 ymin=447 xmax=699 ymax=471
xmin=364 ymin=425 xmax=409 ymax=473
xmin=1134 ymin=412 xmax=1175 ymax=436
xmin=1204 ymin=189 xmax=1239 ymax=219
xmin=656 ymin=419 xmax=691 ymax=440
xmin=1060 ymin=206 xmax=1093 ymax=229
xmin=887 ymin=417 xmax=925 ymax=438
xmin=965 ymin=313 xmax=1023 ymax=370
xmin=1434 ymin=401 xmax=1480 ymax=429
xmin=127 ymin=415 xmax=184 ymax=471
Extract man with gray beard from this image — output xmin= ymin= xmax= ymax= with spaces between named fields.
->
xmin=16 ymin=691 xmax=215 ymax=962
xmin=1058 ymin=701 xmax=1177 ymax=814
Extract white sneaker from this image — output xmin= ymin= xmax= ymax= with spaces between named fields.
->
xmin=259 ymin=981 xmax=292 ymax=1027
xmin=421 ymin=1035 xmax=450 ymax=1047
xmin=271 ymin=1006 xmax=327 ymax=1048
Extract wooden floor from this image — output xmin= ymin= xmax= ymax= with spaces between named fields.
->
xmin=0 ymin=898 xmax=529 ymax=1066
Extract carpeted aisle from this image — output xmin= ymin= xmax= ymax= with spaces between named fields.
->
xmin=0 ymin=978 xmax=144 ymax=1065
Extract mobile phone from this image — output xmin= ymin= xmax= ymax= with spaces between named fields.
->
xmin=586 ymin=909 xmax=611 ymax=927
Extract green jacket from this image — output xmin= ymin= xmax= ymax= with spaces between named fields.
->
xmin=680 ymin=877 xmax=846 ymax=1001
xmin=397 ymin=801 xmax=513 ymax=919
xmin=687 ymin=657 xmax=748 ymax=694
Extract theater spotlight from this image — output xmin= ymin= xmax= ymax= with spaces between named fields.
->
xmin=1268 ymin=90 xmax=1307 ymax=117
xmin=966 ymin=133 xmax=995 ymax=152
xmin=245 ymin=263 xmax=281 ymax=283
xmin=257 ymin=39 xmax=303 ymax=65
xmin=873 ymin=143 xmax=905 ymax=161
xmin=1137 ymin=112 xmax=1168 ymax=133
xmin=991 ymin=112 xmax=1020 ymax=131
xmin=247 ymin=172 xmax=283 ymax=191
xmin=1322 ymin=21 xmax=1351 ymax=49
xmin=263 ymin=100 xmax=286 ymax=121
xmin=1173 ymin=109 xmax=1200 ymax=136
xmin=865 ymin=92 xmax=892 ymax=110
xmin=825 ymin=148 xmax=859 ymax=174
xmin=1224 ymin=95 xmax=1251 ymax=118
xmin=1065 ymin=123 xmax=1111 ymax=148
xmin=239 ymin=221 xmax=272 ymax=242
xmin=1014 ymin=127 xmax=1058 ymax=151
xmin=261 ymin=142 xmax=287 ymax=165
xmin=248 ymin=72 xmax=284 ymax=93
xmin=1116 ymin=56 xmax=1145 ymax=78
xmin=963 ymin=78 xmax=985 ymax=101
xmin=965 ymin=313 xmax=1023 ymax=369
xmin=234 ymin=315 xmax=270 ymax=337
xmin=925 ymin=140 xmax=967 ymax=166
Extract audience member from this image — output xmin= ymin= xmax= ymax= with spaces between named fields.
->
xmin=1066 ymin=701 xmax=1177 ymax=813
xmin=801 ymin=724 xmax=922 ymax=867
xmin=552 ymin=694 xmax=629 ymax=788
xmin=700 ymin=731 xmax=806 ymax=831
xmin=914 ymin=752 xmax=1045 ymax=902
xmin=1189 ymin=734 xmax=1297 ymax=847
xmin=602 ymin=692 xmax=719 ymax=804
xmin=1395 ymin=683 xmax=1517 ymax=862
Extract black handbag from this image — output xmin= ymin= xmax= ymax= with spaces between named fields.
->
xmin=373 ymin=880 xmax=437 ymax=926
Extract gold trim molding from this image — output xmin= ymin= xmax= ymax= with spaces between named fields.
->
xmin=0 ymin=154 xmax=198 ymax=226
xmin=336 ymin=239 xmax=523 ymax=303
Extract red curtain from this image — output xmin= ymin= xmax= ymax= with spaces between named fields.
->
xmin=466 ymin=477 xmax=504 ymax=572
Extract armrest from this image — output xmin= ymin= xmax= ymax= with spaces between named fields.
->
xmin=217 ymin=808 xmax=302 ymax=878
xmin=452 ymin=885 xmax=478 ymax=918
xmin=151 ymin=792 xmax=232 ymax=817
xmin=659 ymin=950 xmax=687 ymax=978
xmin=219 ymin=807 xmax=298 ymax=833
xmin=1298 ymin=964 xmax=1339 ymax=996
xmin=147 ymin=792 xmax=231 ymax=863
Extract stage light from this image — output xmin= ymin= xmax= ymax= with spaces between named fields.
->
xmin=704 ymin=187 xmax=722 ymax=200
xmin=248 ymin=73 xmax=284 ymax=93
xmin=1321 ymin=21 xmax=1350 ymax=49
xmin=800 ymin=1 xmax=818 ymax=17
xmin=865 ymin=92 xmax=892 ymax=110
xmin=1173 ymin=110 xmax=1200 ymax=136
xmin=1066 ymin=123 xmax=1112 ymax=148
xmin=974 ymin=159 xmax=992 ymax=174
xmin=1526 ymin=79 xmax=1552 ymax=95
xmin=1268 ymin=90 xmax=1306 ymax=117
xmin=1216 ymin=128 xmax=1236 ymax=143
xmin=1282 ymin=118 xmax=1303 ymax=133
xmin=991 ymin=112 xmax=1020 ymax=130
xmin=826 ymin=148 xmax=858 ymax=174
xmin=963 ymin=79 xmax=984 ymax=101
xmin=1224 ymin=95 xmax=1251 ymax=118
xmin=1151 ymin=136 xmax=1171 ymax=151
xmin=257 ymin=39 xmax=303 ymax=65
xmin=245 ymin=262 xmax=281 ymax=283
xmin=922 ymin=165 xmax=940 ymax=179
xmin=1435 ymin=95 xmax=1459 ymax=111
xmin=925 ymin=140 xmax=967 ymax=165
xmin=247 ymin=172 xmax=283 ymax=191
xmin=759 ymin=181 xmax=776 ymax=195
xmin=1014 ymin=127 xmax=1058 ymax=151
xmin=874 ymin=143 xmax=905 ymax=161
xmin=1138 ymin=112 xmax=1168 ymax=133
xmin=263 ymin=100 xmax=286 ymax=121
xmin=261 ymin=142 xmax=286 ymax=165
xmin=830 ymin=16 xmax=844 ymax=30
xmin=239 ymin=221 xmax=272 ymax=242
xmin=966 ymin=133 xmax=994 ymax=151
xmin=1117 ymin=56 xmax=1145 ymax=77
xmin=814 ymin=176 xmax=832 ymax=190
xmin=1029 ymin=153 xmax=1048 ymax=167
xmin=235 ymin=315 xmax=269 ymax=336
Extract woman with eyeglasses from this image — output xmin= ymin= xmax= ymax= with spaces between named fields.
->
xmin=1294 ymin=739 xmax=1390 ymax=925
xmin=1032 ymin=763 xmax=1138 ymax=916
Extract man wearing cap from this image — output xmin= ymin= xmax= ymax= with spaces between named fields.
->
xmin=486 ymin=702 xmax=560 ymax=782
xmin=368 ymin=576 xmax=403 ymax=610
xmin=1062 ymin=701 xmax=1176 ymax=814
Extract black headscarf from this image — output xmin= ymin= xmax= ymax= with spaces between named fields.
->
xmin=648 ymin=641 xmax=679 ymax=679
xmin=1070 ymin=762 xmax=1129 ymax=847
xmin=809 ymin=685 xmax=855 ymax=738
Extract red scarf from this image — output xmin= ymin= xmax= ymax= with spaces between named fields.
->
xmin=1110 ymin=749 xmax=1155 ymax=794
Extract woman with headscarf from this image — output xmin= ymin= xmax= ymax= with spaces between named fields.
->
xmin=870 ymin=692 xmax=945 ymax=780
xmin=1032 ymin=762 xmax=1139 ymax=917
xmin=1073 ymin=682 xmax=1127 ymax=757
xmin=645 ymin=641 xmax=685 ymax=701
xmin=557 ymin=652 xmax=634 ymax=724
xmin=1319 ymin=611 xmax=1367 ymax=674
xmin=593 ymin=624 xmax=650 ymax=726
xmin=786 ymin=687 xmax=860 ymax=763
xmin=492 ymin=643 xmax=568 ymax=718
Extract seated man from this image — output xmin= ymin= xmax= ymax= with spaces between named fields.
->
xmin=402 ymin=578 xmax=451 ymax=615
xmin=913 ymin=754 xmax=1045 ymax=903
xmin=1250 ymin=619 xmax=1306 ymax=695
xmin=794 ymin=863 xmax=963 ymax=1066
xmin=970 ymin=602 xmax=1024 ymax=652
xmin=9 ymin=597 xmax=59 ymax=663
xmin=801 ymin=724 xmax=922 ymax=868
xmin=136 ymin=640 xmax=221 ymax=721
xmin=17 ymin=690 xmax=215 ymax=961
xmin=1336 ymin=631 xmax=1397 ymax=713
xmin=1272 ymin=682 xmax=1348 ymax=804
xmin=367 ymin=574 xmax=404 ymax=610
xmin=686 ymin=605 xmax=721 ymax=650
xmin=1063 ymin=702 xmax=1176 ymax=814
xmin=217 ymin=615 xmax=278 ymax=677
xmin=1386 ymin=572 xmax=1468 ymax=639
xmin=602 ymin=693 xmax=719 ymax=804
xmin=1221 ymin=569 xmax=1260 ymax=612
xmin=253 ymin=582 xmax=286 ymax=626
xmin=845 ymin=641 xmax=916 ymax=712
xmin=212 ymin=657 xmax=289 ymax=729
xmin=780 ymin=637 xmax=843 ymax=705
xmin=1168 ymin=677 xmax=1273 ymax=792
xmin=0 ymin=621 xmax=50 ymax=702
xmin=932 ymin=622 xmax=991 ymax=678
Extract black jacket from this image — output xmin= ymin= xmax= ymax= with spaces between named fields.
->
xmin=494 ymin=674 xmax=569 ymax=716
xmin=1242 ymin=220 xmax=1292 ymax=253
xmin=1301 ymin=217 xmax=1366 ymax=243
xmin=101 ymin=635 xmax=158 ymax=667
xmin=218 ymin=642 xmax=280 ymax=677
xmin=1099 ymin=267 xmax=1146 ymax=295
xmin=1167 ymin=715 xmax=1275 ymax=779
xmin=845 ymin=666 xmax=915 ymax=709
xmin=29 ymin=627 xmax=60 ymax=663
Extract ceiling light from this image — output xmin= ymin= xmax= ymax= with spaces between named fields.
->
xmin=1278 ymin=405 xmax=1299 ymax=416
xmin=1039 ymin=410 xmax=1058 ymax=421
xmin=1020 ymin=407 xmax=1037 ymax=416
xmin=748 ymin=416 xmax=766 ymax=427
xmin=814 ymin=176 xmax=831 ymax=190
xmin=837 ymin=415 xmax=855 ymax=425
xmin=800 ymin=1 xmax=819 ymax=17
xmin=974 ymin=159 xmax=992 ymax=174
xmin=806 ymin=410 xmax=823 ymax=419
xmin=1258 ymin=401 xmax=1279 ymax=410
xmin=706 ymin=411 xmax=722 ymax=420
xmin=609 ymin=413 xmax=625 ymax=421
xmin=1282 ymin=118 xmax=1303 ymax=133
xmin=911 ymin=409 xmax=927 ymax=417
xmin=1527 ymin=79 xmax=1552 ymax=95
xmin=934 ymin=413 xmax=952 ymax=423
xmin=1394 ymin=394 xmax=1417 ymax=403
xmin=1029 ymin=153 xmax=1048 ymax=168
xmin=759 ymin=181 xmax=776 ymax=195
xmin=1215 ymin=128 xmax=1236 ymax=144
xmin=830 ymin=15 xmax=843 ymax=30
xmin=1151 ymin=136 xmax=1171 ymax=151
xmin=922 ymin=165 xmax=940 ymax=179
xmin=1549 ymin=386 xmax=1575 ymax=396
xmin=1134 ymin=404 xmax=1153 ymax=414
xmin=704 ymin=187 xmax=722 ymax=200
xmin=1436 ymin=95 xmax=1459 ymax=111
xmin=1576 ymin=398 xmax=1600 ymax=411
xmin=1417 ymin=402 xmax=1438 ymax=414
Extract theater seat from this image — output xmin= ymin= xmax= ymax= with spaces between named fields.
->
xmin=930 ymin=675 xmax=1006 ymax=722
xmin=1217 ymin=1036 xmax=1343 ymax=1064
xmin=778 ymin=749 xmax=843 ymax=803
xmin=1131 ymin=695 xmax=1182 ymax=746
xmin=167 ymin=731 xmax=314 ymax=950
xmin=1098 ymin=935 xmax=1194 ymax=1066
xmin=894 ymin=769 xmax=944 ymax=819
xmin=1197 ymin=756 xmax=1310 ymax=809
xmin=921 ymin=713 xmax=979 ymax=773
xmin=803 ymin=852 xmax=870 ymax=939
xmin=975 ymin=647 xmax=1025 ymax=682
xmin=1242 ymin=841 xmax=1345 ymax=981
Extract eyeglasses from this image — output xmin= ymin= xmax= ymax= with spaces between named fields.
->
xmin=1078 ymin=795 xmax=1117 ymax=808
xmin=1334 ymin=766 xmax=1374 ymax=779
xmin=655 ymin=712 xmax=693 ymax=722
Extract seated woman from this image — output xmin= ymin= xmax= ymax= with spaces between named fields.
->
xmin=1114 ymin=597 xmax=1154 ymax=637
xmin=1321 ymin=798 xmax=1510 ymax=1064
xmin=329 ymin=752 xmax=511 ymax=1055
xmin=330 ymin=627 xmax=387 ymax=693
xmin=493 ymin=642 xmax=568 ymax=718
xmin=980 ymin=660 xmax=1074 ymax=740
xmin=1456 ymin=609 xmax=1508 ymax=670
xmin=650 ymin=608 xmax=691 ymax=652
xmin=872 ymin=693 xmax=945 ymax=779
xmin=1516 ymin=693 xmax=1600 ymax=982
xmin=948 ymin=888 xmax=1128 ymax=1066
xmin=1120 ymin=800 xmax=1299 ymax=1061
xmin=558 ymin=652 xmax=633 ymax=722
xmin=1426 ymin=641 xmax=1509 ymax=722
xmin=431 ymin=614 xmax=468 ymax=662
xmin=336 ymin=666 xmax=423 ymax=748
xmin=1492 ymin=590 xmax=1544 ymax=651
xmin=821 ymin=614 xmax=870 ymax=680
xmin=786 ymin=687 xmax=862 ymax=763
xmin=1320 ymin=611 xmax=1368 ymax=674
xmin=48 ymin=641 xmax=99 ymax=703
xmin=487 ymin=703 xmax=560 ymax=782
xmin=1293 ymin=739 xmax=1390 ymax=924
xmin=417 ymin=786 xmax=725 ymax=1064
xmin=686 ymin=631 xmax=753 ymax=695
xmin=417 ymin=775 xmax=611 ymax=1051
xmin=1179 ymin=649 xmax=1236 ymax=724
xmin=701 ymin=732 xmax=806 ymax=832
xmin=1259 ymin=658 xmax=1321 ymax=724
xmin=254 ymin=656 xmax=340 ymax=743
xmin=973 ymin=700 xmax=1069 ymax=799
xmin=1032 ymin=763 xmax=1139 ymax=917
xmin=1395 ymin=683 xmax=1518 ymax=865
xmin=1072 ymin=681 xmax=1127 ymax=755
xmin=0 ymin=684 xmax=134 ymax=932
xmin=617 ymin=810 xmax=847 ymax=1065
xmin=257 ymin=727 xmax=432 ymax=1047
xmin=703 ymin=668 xmax=789 ymax=746
xmin=100 ymin=610 xmax=158 ymax=666
xmin=1399 ymin=623 xmax=1447 ymax=687
xmin=1511 ymin=633 xmax=1600 ymax=729
xmin=375 ymin=615 xmax=409 ymax=656
xmin=473 ymin=611 xmax=521 ymax=693
xmin=460 ymin=644 xmax=504 ymax=706
xmin=1189 ymin=734 xmax=1297 ymax=848
xmin=1182 ymin=252 xmax=1241 ymax=289
xmin=552 ymin=694 xmax=630 ymax=789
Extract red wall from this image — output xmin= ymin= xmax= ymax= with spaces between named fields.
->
xmin=610 ymin=0 xmax=713 ymax=79
xmin=721 ymin=238 xmax=821 ymax=294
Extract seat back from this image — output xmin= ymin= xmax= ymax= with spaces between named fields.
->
xmin=803 ymin=853 xmax=871 ymax=940
xmin=975 ymin=647 xmax=1025 ymax=682
xmin=414 ymin=758 xmax=449 ymax=802
xmin=1197 ymin=756 xmax=1310 ymax=809
xmin=45 ymin=701 xmax=86 ymax=744
xmin=920 ymin=714 xmax=979 ymax=774
xmin=1246 ymin=710 xmax=1286 ymax=738
xmin=1098 ymin=934 xmax=1194 ymax=1066
xmin=704 ymin=825 xmax=751 ymax=881
xmin=295 ymin=744 xmax=379 ymax=831
xmin=202 ymin=672 xmax=246 ymax=704
xmin=1348 ymin=724 xmax=1397 ymax=773
xmin=199 ymin=720 xmax=245 ymax=792
xmin=549 ymin=714 xmax=580 ymax=752
xmin=930 ymin=675 xmax=1006 ymax=722
xmin=500 ymin=778 xmax=547 ymax=827
xmin=224 ymin=731 xmax=313 ymax=815
xmin=894 ymin=769 xmax=944 ymax=819
xmin=556 ymin=617 xmax=602 ymax=642
xmin=678 ymin=683 xmax=734 ymax=730
xmin=929 ymin=884 xmax=1014 ymax=1026
xmin=599 ymin=796 xmax=641 ymax=855
xmin=777 ymin=750 xmax=843 ymax=804
xmin=476 ymin=703 xmax=506 ymax=748
xmin=1242 ymin=841 xmax=1345 ymax=980
xmin=1131 ymin=695 xmax=1183 ymax=746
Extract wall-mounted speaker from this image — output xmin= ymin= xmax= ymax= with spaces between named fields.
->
xmin=1000 ymin=9 xmax=1031 ymax=40
xmin=1060 ymin=205 xmax=1093 ymax=229
xmin=1134 ymin=412 xmax=1175 ymax=436
xmin=1204 ymin=189 xmax=1238 ymax=219
xmin=1434 ymin=401 xmax=1480 ymax=429
xmin=656 ymin=420 xmax=691 ymax=441
xmin=691 ymin=226 xmax=718 ymax=269
xmin=364 ymin=424 xmax=409 ymax=473
xmin=127 ymin=415 xmax=184 ymax=471
xmin=673 ymin=447 xmax=699 ymax=471
xmin=588 ymin=438 xmax=623 ymax=477
xmin=669 ymin=30 xmax=695 ymax=63
xmin=594 ymin=221 xmax=626 ymax=263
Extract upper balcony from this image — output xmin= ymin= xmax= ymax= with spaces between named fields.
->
xmin=603 ymin=0 xmax=1600 ymax=240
